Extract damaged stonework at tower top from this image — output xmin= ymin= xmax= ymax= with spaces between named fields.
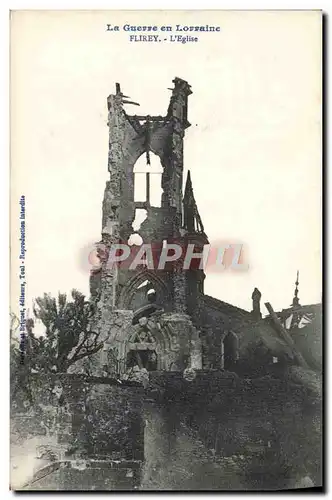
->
xmin=88 ymin=78 xmax=209 ymax=377
xmin=91 ymin=76 xmax=207 ymax=316
xmin=86 ymin=78 xmax=308 ymax=382
xmin=103 ymin=76 xmax=193 ymax=246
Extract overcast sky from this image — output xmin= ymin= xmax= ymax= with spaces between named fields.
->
xmin=11 ymin=10 xmax=322 ymax=322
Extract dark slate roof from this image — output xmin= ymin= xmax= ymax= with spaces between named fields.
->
xmin=202 ymin=294 xmax=250 ymax=319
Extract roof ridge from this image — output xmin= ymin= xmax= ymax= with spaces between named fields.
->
xmin=202 ymin=293 xmax=250 ymax=316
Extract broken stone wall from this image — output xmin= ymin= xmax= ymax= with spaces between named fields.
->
xmin=142 ymin=370 xmax=322 ymax=490
xmin=11 ymin=374 xmax=64 ymax=489
xmin=11 ymin=373 xmax=145 ymax=490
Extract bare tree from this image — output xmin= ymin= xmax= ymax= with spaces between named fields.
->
xmin=26 ymin=289 xmax=103 ymax=373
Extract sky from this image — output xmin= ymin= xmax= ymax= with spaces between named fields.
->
xmin=10 ymin=10 xmax=322 ymax=323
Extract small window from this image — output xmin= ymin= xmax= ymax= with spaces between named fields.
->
xmin=133 ymin=153 xmax=163 ymax=207
xmin=223 ymin=331 xmax=239 ymax=370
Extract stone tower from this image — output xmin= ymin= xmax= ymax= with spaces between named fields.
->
xmin=90 ymin=78 xmax=203 ymax=377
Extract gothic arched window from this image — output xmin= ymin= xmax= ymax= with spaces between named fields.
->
xmin=133 ymin=152 xmax=163 ymax=207
xmin=223 ymin=331 xmax=239 ymax=370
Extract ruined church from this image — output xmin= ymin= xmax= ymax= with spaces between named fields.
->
xmin=88 ymin=77 xmax=319 ymax=379
xmin=13 ymin=78 xmax=321 ymax=491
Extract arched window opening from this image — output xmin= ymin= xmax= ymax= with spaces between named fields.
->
xmin=118 ymin=270 xmax=169 ymax=312
xmin=128 ymin=233 xmax=143 ymax=246
xmin=129 ymin=279 xmax=159 ymax=315
xmin=134 ymin=153 xmax=163 ymax=207
xmin=135 ymin=279 xmax=155 ymax=295
xmin=132 ymin=209 xmax=147 ymax=232
xmin=147 ymin=288 xmax=156 ymax=299
xmin=137 ymin=279 xmax=149 ymax=290
xmin=223 ymin=331 xmax=239 ymax=371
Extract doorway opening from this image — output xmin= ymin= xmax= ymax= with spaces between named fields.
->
xmin=126 ymin=349 xmax=157 ymax=372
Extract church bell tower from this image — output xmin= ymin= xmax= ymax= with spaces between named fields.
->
xmin=90 ymin=78 xmax=203 ymax=376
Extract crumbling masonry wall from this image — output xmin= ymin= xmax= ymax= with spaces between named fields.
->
xmin=11 ymin=374 xmax=145 ymax=490
xmin=90 ymin=79 xmax=204 ymax=378
xmin=12 ymin=368 xmax=321 ymax=491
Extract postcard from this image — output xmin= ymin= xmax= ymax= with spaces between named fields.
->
xmin=10 ymin=10 xmax=322 ymax=491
